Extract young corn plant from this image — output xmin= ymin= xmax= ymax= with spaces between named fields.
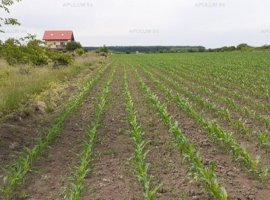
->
xmin=143 ymin=67 xmax=254 ymax=135
xmin=166 ymin=62 xmax=268 ymax=112
xmin=142 ymin=67 xmax=270 ymax=152
xmin=65 ymin=66 xmax=116 ymax=200
xmin=140 ymin=68 xmax=269 ymax=182
xmin=133 ymin=68 xmax=227 ymax=200
xmin=124 ymin=69 xmax=161 ymax=200
xmin=258 ymin=132 xmax=270 ymax=150
xmin=162 ymin=64 xmax=270 ymax=129
xmin=0 ymin=63 xmax=112 ymax=200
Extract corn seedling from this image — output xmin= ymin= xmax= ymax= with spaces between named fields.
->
xmin=0 ymin=63 xmax=112 ymax=200
xmin=140 ymin=67 xmax=269 ymax=182
xmin=133 ymin=68 xmax=227 ymax=200
xmin=124 ymin=68 xmax=161 ymax=200
xmin=65 ymin=66 xmax=116 ymax=200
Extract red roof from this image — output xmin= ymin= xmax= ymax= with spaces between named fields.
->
xmin=43 ymin=30 xmax=74 ymax=41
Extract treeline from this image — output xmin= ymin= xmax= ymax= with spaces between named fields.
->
xmin=85 ymin=46 xmax=206 ymax=53
xmin=86 ymin=44 xmax=270 ymax=54
xmin=209 ymin=43 xmax=270 ymax=52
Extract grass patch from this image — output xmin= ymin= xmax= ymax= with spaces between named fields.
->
xmin=0 ymin=53 xmax=108 ymax=115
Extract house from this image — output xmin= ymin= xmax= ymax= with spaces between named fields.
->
xmin=43 ymin=30 xmax=75 ymax=50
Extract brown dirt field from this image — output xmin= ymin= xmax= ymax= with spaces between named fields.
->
xmin=147 ymin=66 xmax=270 ymax=168
xmin=173 ymin=66 xmax=269 ymax=118
xmin=0 ymin=59 xmax=269 ymax=200
xmin=150 ymin=66 xmax=269 ymax=131
xmin=127 ymin=68 xmax=209 ymax=200
xmin=81 ymin=66 xmax=142 ymax=200
xmin=137 ymin=67 xmax=270 ymax=200
xmin=171 ymin=64 xmax=269 ymax=112
xmin=14 ymin=65 xmax=113 ymax=199
xmin=0 ymin=63 xmax=102 ymax=179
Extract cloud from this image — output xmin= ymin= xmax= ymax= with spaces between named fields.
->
xmin=1 ymin=0 xmax=270 ymax=48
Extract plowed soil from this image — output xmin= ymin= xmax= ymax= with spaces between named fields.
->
xmin=0 ymin=55 xmax=269 ymax=200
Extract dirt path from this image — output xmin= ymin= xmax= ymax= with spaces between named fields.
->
xmin=137 ymin=68 xmax=270 ymax=200
xmin=16 ymin=66 xmax=113 ymax=199
xmin=127 ymin=68 xmax=208 ymax=200
xmin=82 ymin=66 xmax=142 ymax=200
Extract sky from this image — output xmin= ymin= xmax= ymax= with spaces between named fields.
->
xmin=1 ymin=0 xmax=270 ymax=48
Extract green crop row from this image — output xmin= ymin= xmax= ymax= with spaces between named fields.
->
xmin=136 ymin=55 xmax=269 ymax=114
xmin=124 ymin=68 xmax=161 ymax=200
xmin=165 ymin=63 xmax=269 ymax=115
xmin=133 ymin=68 xmax=228 ymax=200
xmin=65 ymin=65 xmax=116 ymax=200
xmin=139 ymin=67 xmax=269 ymax=181
xmin=142 ymin=67 xmax=270 ymax=151
xmin=154 ymin=64 xmax=270 ymax=130
xmin=140 ymin=53 xmax=269 ymax=103
xmin=0 ymin=62 xmax=111 ymax=200
xmin=174 ymin=61 xmax=269 ymax=101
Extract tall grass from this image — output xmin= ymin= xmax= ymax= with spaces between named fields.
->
xmin=0 ymin=55 xmax=105 ymax=115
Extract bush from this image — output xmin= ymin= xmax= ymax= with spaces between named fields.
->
xmin=50 ymin=52 xmax=74 ymax=67
xmin=236 ymin=43 xmax=253 ymax=51
xmin=1 ymin=36 xmax=74 ymax=67
xmin=66 ymin=41 xmax=82 ymax=51
xmin=31 ymin=53 xmax=49 ymax=66
xmin=75 ymin=48 xmax=84 ymax=56
xmin=3 ymin=39 xmax=28 ymax=65
xmin=26 ymin=40 xmax=49 ymax=66
xmin=0 ymin=41 xmax=3 ymax=57
xmin=95 ymin=45 xmax=109 ymax=57
xmin=95 ymin=45 xmax=109 ymax=54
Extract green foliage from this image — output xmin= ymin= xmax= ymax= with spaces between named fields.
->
xmin=66 ymin=66 xmax=115 ymax=199
xmin=258 ymin=45 xmax=270 ymax=50
xmin=50 ymin=52 xmax=74 ymax=67
xmin=95 ymin=45 xmax=109 ymax=56
xmin=75 ymin=48 xmax=85 ymax=56
xmin=25 ymin=40 xmax=49 ymax=65
xmin=1 ymin=35 xmax=74 ymax=66
xmin=66 ymin=41 xmax=82 ymax=51
xmin=236 ymin=43 xmax=253 ymax=51
xmin=0 ymin=41 xmax=3 ymax=56
xmin=134 ymin=67 xmax=228 ymax=200
xmin=141 ymin=65 xmax=269 ymax=181
xmin=207 ymin=44 xmax=270 ymax=52
xmin=0 ymin=0 xmax=21 ymax=33
xmin=124 ymin=69 xmax=161 ymax=200
xmin=2 ymin=38 xmax=28 ymax=65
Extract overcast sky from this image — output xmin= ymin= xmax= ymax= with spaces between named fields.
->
xmin=1 ymin=0 xmax=270 ymax=48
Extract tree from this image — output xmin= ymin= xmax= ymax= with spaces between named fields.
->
xmin=66 ymin=41 xmax=82 ymax=51
xmin=0 ymin=0 xmax=22 ymax=33
xmin=236 ymin=43 xmax=252 ymax=51
xmin=95 ymin=45 xmax=109 ymax=53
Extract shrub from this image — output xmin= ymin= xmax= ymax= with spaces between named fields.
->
xmin=95 ymin=45 xmax=109 ymax=54
xmin=75 ymin=48 xmax=84 ymax=56
xmin=0 ymin=41 xmax=3 ymax=57
xmin=3 ymin=39 xmax=28 ymax=65
xmin=236 ymin=43 xmax=253 ymax=51
xmin=26 ymin=40 xmax=49 ymax=66
xmin=31 ymin=52 xmax=49 ymax=66
xmin=51 ymin=52 xmax=74 ymax=67
xmin=66 ymin=41 xmax=82 ymax=51
xmin=1 ymin=36 xmax=74 ymax=67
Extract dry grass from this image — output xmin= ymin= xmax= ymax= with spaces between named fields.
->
xmin=0 ymin=53 xmax=105 ymax=115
